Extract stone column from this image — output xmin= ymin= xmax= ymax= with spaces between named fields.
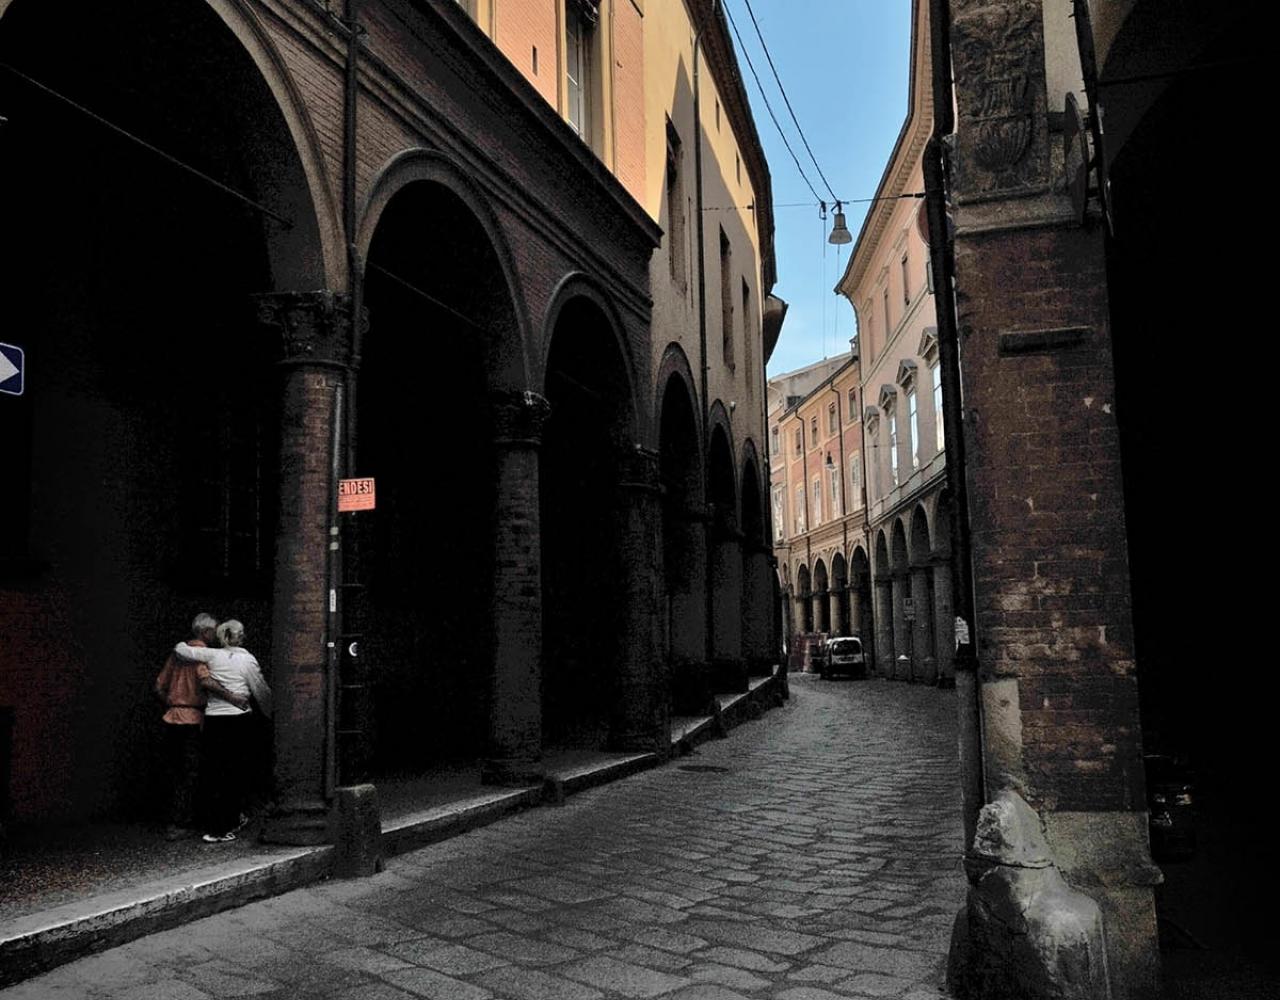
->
xmin=945 ymin=2 xmax=1159 ymax=995
xmin=910 ymin=564 xmax=935 ymax=683
xmin=666 ymin=501 xmax=710 ymax=714
xmin=254 ymin=291 xmax=357 ymax=846
xmin=850 ymin=576 xmax=866 ymax=639
xmin=612 ymin=446 xmax=668 ymax=751
xmin=483 ymin=390 xmax=550 ymax=784
xmin=890 ymin=573 xmax=909 ymax=680
xmin=742 ymin=542 xmax=774 ymax=675
xmin=828 ymin=587 xmax=841 ymax=637
xmin=872 ymin=576 xmax=894 ymax=675
xmin=932 ymin=558 xmax=954 ymax=684
xmin=708 ymin=508 xmax=745 ymax=692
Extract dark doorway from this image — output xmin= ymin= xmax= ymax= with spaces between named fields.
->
xmin=541 ymin=298 xmax=632 ymax=748
xmin=358 ymin=182 xmax=508 ymax=776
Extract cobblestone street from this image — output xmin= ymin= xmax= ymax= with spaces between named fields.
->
xmin=3 ymin=677 xmax=964 ymax=1000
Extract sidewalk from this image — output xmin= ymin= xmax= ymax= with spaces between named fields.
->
xmin=0 ymin=670 xmax=783 ymax=987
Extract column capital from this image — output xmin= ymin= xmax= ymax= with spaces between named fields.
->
xmin=254 ymin=290 xmax=364 ymax=370
xmin=491 ymin=389 xmax=551 ymax=447
xmin=617 ymin=445 xmax=661 ymax=494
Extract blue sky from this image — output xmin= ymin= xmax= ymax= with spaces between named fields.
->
xmin=721 ymin=0 xmax=912 ymax=376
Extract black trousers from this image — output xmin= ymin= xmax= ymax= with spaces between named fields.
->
xmin=200 ymin=714 xmax=252 ymax=835
xmin=163 ymin=723 xmax=201 ymax=828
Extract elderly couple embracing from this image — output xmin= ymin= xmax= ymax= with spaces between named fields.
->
xmin=154 ymin=613 xmax=273 ymax=843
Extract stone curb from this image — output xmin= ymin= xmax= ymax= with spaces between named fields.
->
xmin=0 ymin=665 xmax=785 ymax=988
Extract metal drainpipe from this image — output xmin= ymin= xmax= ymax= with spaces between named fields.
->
xmin=926 ymin=0 xmax=986 ymax=845
xmin=327 ymin=0 xmax=361 ymax=795
xmin=344 ymin=0 xmax=363 ymax=470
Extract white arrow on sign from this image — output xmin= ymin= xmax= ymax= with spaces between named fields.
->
xmin=0 ymin=352 xmax=17 ymax=385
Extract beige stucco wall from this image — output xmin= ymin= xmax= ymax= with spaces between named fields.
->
xmin=645 ymin=0 xmax=768 ymax=489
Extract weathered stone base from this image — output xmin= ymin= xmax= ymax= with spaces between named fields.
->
xmin=948 ymin=791 xmax=1111 ymax=1000
xmin=333 ymin=784 xmax=384 ymax=878
xmin=260 ymin=800 xmax=333 ymax=847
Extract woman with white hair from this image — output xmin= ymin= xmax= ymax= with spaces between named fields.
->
xmin=174 ymin=619 xmax=272 ymax=842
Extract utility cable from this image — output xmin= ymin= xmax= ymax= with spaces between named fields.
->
xmin=737 ymin=0 xmax=839 ymax=204
xmin=703 ymin=193 xmax=924 ymax=212
xmin=720 ymin=2 xmax=822 ymax=205
xmin=0 ymin=61 xmax=294 ymax=229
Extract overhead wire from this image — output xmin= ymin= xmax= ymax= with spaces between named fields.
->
xmin=737 ymin=0 xmax=839 ymax=205
xmin=720 ymin=0 xmax=823 ymax=205
xmin=0 ymin=61 xmax=294 ymax=229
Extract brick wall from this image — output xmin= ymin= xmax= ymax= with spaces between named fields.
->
xmin=954 ymin=223 xmax=1145 ymax=813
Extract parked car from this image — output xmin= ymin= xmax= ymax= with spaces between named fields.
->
xmin=820 ymin=636 xmax=867 ymax=679
xmin=1144 ymin=752 xmax=1196 ymax=861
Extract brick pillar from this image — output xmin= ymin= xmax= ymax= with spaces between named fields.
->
xmin=708 ymin=510 xmax=745 ymax=692
xmin=667 ymin=502 xmax=710 ymax=713
xmin=254 ymin=291 xmax=357 ymax=846
xmin=613 ymin=446 xmax=668 ymax=752
xmin=945 ymin=2 xmax=1159 ymax=995
xmin=932 ymin=558 xmax=954 ymax=684
xmin=827 ymin=587 xmax=841 ymax=638
xmin=794 ymin=592 xmax=809 ymax=634
xmin=872 ymin=576 xmax=894 ymax=675
xmin=910 ymin=564 xmax=935 ymax=683
xmin=483 ymin=390 xmax=550 ymax=784
xmin=890 ymin=573 xmax=909 ymax=680
xmin=742 ymin=542 xmax=773 ymax=675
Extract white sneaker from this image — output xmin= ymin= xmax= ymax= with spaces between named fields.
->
xmin=202 ymin=832 xmax=236 ymax=843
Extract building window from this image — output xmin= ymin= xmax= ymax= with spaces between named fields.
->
xmin=847 ymin=388 xmax=857 ymax=420
xmin=665 ymin=122 xmax=686 ymax=288
xmin=770 ymin=425 xmax=780 ymax=457
xmin=811 ymin=476 xmax=822 ymax=527
xmin=932 ymin=360 xmax=945 ymax=453
xmin=794 ymin=483 xmax=805 ymax=533
xmin=865 ymin=416 xmax=880 ymax=500
xmin=827 ymin=402 xmax=837 ymax=435
xmin=741 ymin=278 xmax=752 ymax=373
xmin=793 ymin=427 xmax=802 ymax=457
xmin=827 ymin=462 xmax=841 ymax=518
xmin=888 ymin=409 xmax=899 ymax=487
xmin=907 ymin=385 xmax=919 ymax=471
xmin=772 ymin=484 xmax=785 ymax=541
xmin=850 ymin=452 xmax=863 ymax=510
xmin=809 ymin=416 xmax=818 ymax=448
xmin=720 ymin=228 xmax=734 ymax=369
xmin=565 ymin=2 xmax=597 ymax=141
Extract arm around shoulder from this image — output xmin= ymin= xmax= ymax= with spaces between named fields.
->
xmin=174 ymin=642 xmax=215 ymax=663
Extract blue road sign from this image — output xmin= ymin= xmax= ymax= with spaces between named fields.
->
xmin=0 ymin=342 xmax=23 ymax=397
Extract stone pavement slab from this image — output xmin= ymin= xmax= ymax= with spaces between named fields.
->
xmin=2 ymin=677 xmax=965 ymax=999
